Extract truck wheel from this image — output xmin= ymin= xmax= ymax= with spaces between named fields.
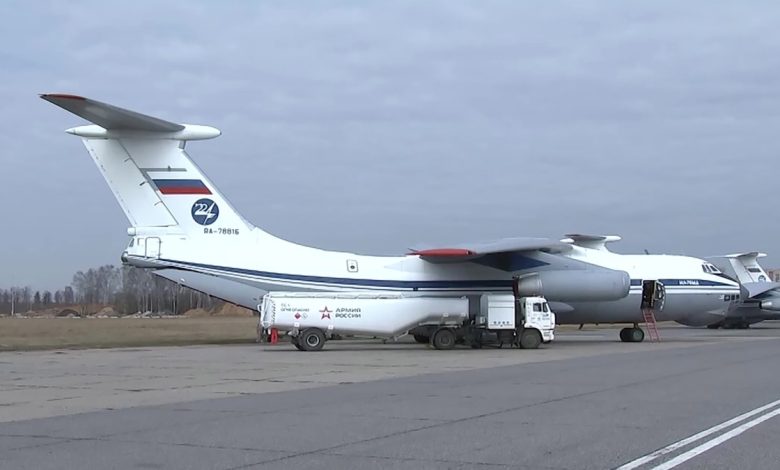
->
xmin=431 ymin=328 xmax=456 ymax=350
xmin=519 ymin=329 xmax=542 ymax=349
xmin=299 ymin=328 xmax=326 ymax=351
xmin=291 ymin=337 xmax=305 ymax=351
xmin=413 ymin=334 xmax=430 ymax=344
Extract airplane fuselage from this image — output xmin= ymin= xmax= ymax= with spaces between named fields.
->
xmin=124 ymin=229 xmax=738 ymax=327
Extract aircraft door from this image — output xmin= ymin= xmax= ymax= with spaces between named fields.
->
xmin=145 ymin=237 xmax=161 ymax=259
xmin=641 ymin=280 xmax=665 ymax=311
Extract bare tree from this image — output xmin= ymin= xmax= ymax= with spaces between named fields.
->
xmin=64 ymin=286 xmax=74 ymax=304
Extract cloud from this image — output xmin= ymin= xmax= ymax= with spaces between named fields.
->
xmin=1 ymin=0 xmax=780 ymax=288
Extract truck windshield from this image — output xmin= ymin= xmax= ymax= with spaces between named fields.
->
xmin=533 ymin=303 xmax=542 ymax=312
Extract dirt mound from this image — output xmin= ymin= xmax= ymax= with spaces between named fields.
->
xmin=181 ymin=304 xmax=254 ymax=318
xmin=55 ymin=308 xmax=80 ymax=318
xmin=93 ymin=306 xmax=120 ymax=318
xmin=182 ymin=308 xmax=211 ymax=318
xmin=214 ymin=303 xmax=253 ymax=317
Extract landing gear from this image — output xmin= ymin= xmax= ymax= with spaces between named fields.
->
xmin=722 ymin=320 xmax=751 ymax=330
xmin=619 ymin=327 xmax=645 ymax=343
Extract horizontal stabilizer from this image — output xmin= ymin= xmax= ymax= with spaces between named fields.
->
xmin=40 ymin=94 xmax=185 ymax=132
xmin=740 ymin=281 xmax=780 ymax=300
xmin=720 ymin=252 xmax=767 ymax=260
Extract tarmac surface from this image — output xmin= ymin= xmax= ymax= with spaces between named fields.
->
xmin=2 ymin=323 xmax=780 ymax=469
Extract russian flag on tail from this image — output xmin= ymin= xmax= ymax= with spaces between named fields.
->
xmin=152 ymin=179 xmax=212 ymax=195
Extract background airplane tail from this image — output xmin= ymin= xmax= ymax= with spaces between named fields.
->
xmin=722 ymin=252 xmax=770 ymax=284
xmin=41 ymin=94 xmax=255 ymax=238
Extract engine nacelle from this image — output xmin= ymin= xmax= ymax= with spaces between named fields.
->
xmin=759 ymin=300 xmax=780 ymax=311
xmin=515 ymin=270 xmax=631 ymax=301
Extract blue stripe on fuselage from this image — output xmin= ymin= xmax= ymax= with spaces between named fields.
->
xmin=158 ymin=258 xmax=512 ymax=289
xmin=630 ymin=279 xmax=734 ymax=287
xmin=151 ymin=258 xmax=735 ymax=291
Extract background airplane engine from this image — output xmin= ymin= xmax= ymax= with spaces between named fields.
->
xmin=515 ymin=270 xmax=630 ymax=301
xmin=759 ymin=299 xmax=780 ymax=311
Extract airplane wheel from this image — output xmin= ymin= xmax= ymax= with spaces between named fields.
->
xmin=619 ymin=328 xmax=631 ymax=342
xmin=299 ymin=328 xmax=326 ymax=351
xmin=706 ymin=323 xmax=721 ymax=329
xmin=519 ymin=329 xmax=542 ymax=349
xmin=430 ymin=328 xmax=456 ymax=350
xmin=629 ymin=328 xmax=645 ymax=343
xmin=413 ymin=334 xmax=430 ymax=344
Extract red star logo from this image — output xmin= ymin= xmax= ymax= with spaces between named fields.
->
xmin=320 ymin=306 xmax=332 ymax=319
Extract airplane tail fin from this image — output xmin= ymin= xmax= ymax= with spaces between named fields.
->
xmin=721 ymin=252 xmax=770 ymax=284
xmin=40 ymin=94 xmax=255 ymax=238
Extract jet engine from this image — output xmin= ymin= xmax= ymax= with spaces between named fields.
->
xmin=514 ymin=269 xmax=630 ymax=301
xmin=759 ymin=299 xmax=780 ymax=311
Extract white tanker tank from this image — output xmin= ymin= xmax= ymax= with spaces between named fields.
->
xmin=259 ymin=291 xmax=469 ymax=351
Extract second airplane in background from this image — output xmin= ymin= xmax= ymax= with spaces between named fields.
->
xmin=709 ymin=252 xmax=780 ymax=329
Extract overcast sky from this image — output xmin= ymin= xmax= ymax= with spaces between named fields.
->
xmin=2 ymin=1 xmax=780 ymax=290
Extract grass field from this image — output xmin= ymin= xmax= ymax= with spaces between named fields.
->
xmin=0 ymin=317 xmax=259 ymax=351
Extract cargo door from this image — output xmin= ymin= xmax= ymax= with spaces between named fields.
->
xmin=641 ymin=280 xmax=665 ymax=310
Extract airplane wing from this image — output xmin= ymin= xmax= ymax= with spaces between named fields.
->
xmin=409 ymin=236 xmax=631 ymax=300
xmin=408 ymin=237 xmax=573 ymax=263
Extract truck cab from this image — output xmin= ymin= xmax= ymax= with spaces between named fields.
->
xmin=518 ymin=296 xmax=555 ymax=344
xmin=476 ymin=294 xmax=555 ymax=348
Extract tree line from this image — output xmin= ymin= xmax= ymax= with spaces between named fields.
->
xmin=0 ymin=265 xmax=225 ymax=315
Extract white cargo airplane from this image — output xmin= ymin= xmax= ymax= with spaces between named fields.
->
xmin=41 ymin=94 xmax=740 ymax=342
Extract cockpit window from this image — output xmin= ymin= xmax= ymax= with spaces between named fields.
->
xmin=702 ymin=263 xmax=721 ymax=274
xmin=747 ymin=267 xmax=762 ymax=273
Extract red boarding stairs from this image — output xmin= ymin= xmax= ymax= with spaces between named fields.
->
xmin=641 ymin=308 xmax=661 ymax=342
